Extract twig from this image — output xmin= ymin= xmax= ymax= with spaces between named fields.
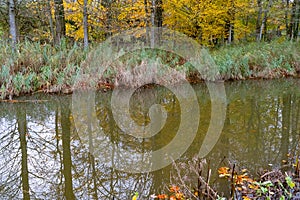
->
xmin=188 ymin=160 xmax=218 ymax=198
xmin=197 ymin=159 xmax=202 ymax=200
xmin=173 ymin=161 xmax=198 ymax=199
xmin=230 ymin=164 xmax=235 ymax=199
xmin=260 ymin=170 xmax=278 ymax=179
xmin=206 ymin=160 xmax=211 ymax=198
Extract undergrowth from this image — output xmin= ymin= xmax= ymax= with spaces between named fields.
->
xmin=150 ymin=155 xmax=300 ymax=199
xmin=0 ymin=39 xmax=299 ymax=99
xmin=212 ymin=40 xmax=300 ymax=80
xmin=0 ymin=39 xmax=87 ymax=99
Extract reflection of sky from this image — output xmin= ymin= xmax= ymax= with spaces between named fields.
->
xmin=0 ymin=112 xmax=154 ymax=199
xmin=0 ymin=118 xmax=19 ymax=184
xmin=0 ymin=79 xmax=300 ymax=198
xmin=26 ymin=114 xmax=60 ymax=198
xmin=0 ymin=115 xmax=61 ymax=198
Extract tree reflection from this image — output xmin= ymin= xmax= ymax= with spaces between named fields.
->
xmin=17 ymin=106 xmax=30 ymax=200
xmin=0 ymin=79 xmax=299 ymax=199
xmin=60 ymin=100 xmax=75 ymax=199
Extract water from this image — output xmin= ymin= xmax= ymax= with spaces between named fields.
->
xmin=0 ymin=79 xmax=299 ymax=199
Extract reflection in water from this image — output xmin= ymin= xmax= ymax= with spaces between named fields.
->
xmin=17 ymin=105 xmax=30 ymax=200
xmin=0 ymin=79 xmax=299 ymax=199
xmin=61 ymin=99 xmax=76 ymax=200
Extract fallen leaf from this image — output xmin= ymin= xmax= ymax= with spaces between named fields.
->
xmin=170 ymin=185 xmax=180 ymax=193
xmin=157 ymin=194 xmax=168 ymax=199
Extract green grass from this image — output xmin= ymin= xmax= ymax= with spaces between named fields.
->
xmin=0 ymin=39 xmax=299 ymax=99
xmin=0 ymin=39 xmax=87 ymax=99
xmin=212 ymin=39 xmax=300 ymax=80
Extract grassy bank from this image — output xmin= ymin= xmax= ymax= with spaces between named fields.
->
xmin=0 ymin=39 xmax=300 ymax=99
xmin=0 ymin=39 xmax=87 ymax=99
xmin=212 ymin=40 xmax=300 ymax=80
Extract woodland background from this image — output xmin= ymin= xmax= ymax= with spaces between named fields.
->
xmin=1 ymin=0 xmax=299 ymax=47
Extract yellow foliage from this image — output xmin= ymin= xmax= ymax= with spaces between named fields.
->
xmin=163 ymin=0 xmax=264 ymax=45
xmin=64 ymin=0 xmax=106 ymax=41
xmin=24 ymin=0 xmax=289 ymax=44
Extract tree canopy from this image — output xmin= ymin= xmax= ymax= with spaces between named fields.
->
xmin=0 ymin=0 xmax=299 ymax=46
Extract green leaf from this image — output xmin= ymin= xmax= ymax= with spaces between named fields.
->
xmin=285 ymin=176 xmax=295 ymax=189
xmin=261 ymin=187 xmax=268 ymax=194
xmin=262 ymin=180 xmax=273 ymax=187
xmin=279 ymin=195 xmax=285 ymax=200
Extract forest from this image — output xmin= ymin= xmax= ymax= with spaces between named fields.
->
xmin=1 ymin=0 xmax=300 ymax=46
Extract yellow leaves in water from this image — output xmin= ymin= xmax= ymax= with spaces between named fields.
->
xmin=169 ymin=185 xmax=180 ymax=193
xmin=218 ymin=166 xmax=253 ymax=184
xmin=152 ymin=185 xmax=184 ymax=199
xmin=151 ymin=193 xmax=168 ymax=199
xmin=218 ymin=166 xmax=256 ymax=199
xmin=169 ymin=185 xmax=184 ymax=200
xmin=218 ymin=167 xmax=230 ymax=178
xmin=157 ymin=194 xmax=168 ymax=199
xmin=235 ymin=174 xmax=252 ymax=185
xmin=242 ymin=196 xmax=251 ymax=200
xmin=169 ymin=196 xmax=176 ymax=200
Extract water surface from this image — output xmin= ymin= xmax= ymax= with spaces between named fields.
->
xmin=0 ymin=79 xmax=299 ymax=199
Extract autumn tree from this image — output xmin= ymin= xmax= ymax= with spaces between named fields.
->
xmin=64 ymin=0 xmax=106 ymax=42
xmin=0 ymin=0 xmax=299 ymax=45
xmin=163 ymin=0 xmax=242 ymax=45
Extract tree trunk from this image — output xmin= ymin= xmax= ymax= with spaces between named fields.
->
xmin=151 ymin=0 xmax=155 ymax=27
xmin=230 ymin=13 xmax=234 ymax=43
xmin=259 ymin=19 xmax=264 ymax=41
xmin=54 ymin=0 xmax=66 ymax=45
xmin=102 ymin=0 xmax=113 ymax=38
xmin=150 ymin=0 xmax=155 ymax=47
xmin=256 ymin=0 xmax=263 ymax=41
xmin=144 ymin=0 xmax=151 ymax=44
xmin=149 ymin=0 xmax=163 ymax=27
xmin=289 ymin=0 xmax=297 ymax=40
xmin=290 ymin=0 xmax=300 ymax=39
xmin=8 ymin=0 xmax=17 ymax=48
xmin=285 ymin=0 xmax=290 ymax=38
xmin=83 ymin=0 xmax=89 ymax=49
xmin=259 ymin=0 xmax=273 ymax=41
xmin=47 ymin=0 xmax=55 ymax=43
xmin=154 ymin=0 xmax=163 ymax=27
xmin=293 ymin=0 xmax=300 ymax=39
xmin=144 ymin=0 xmax=150 ymax=27
xmin=226 ymin=0 xmax=235 ymax=44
